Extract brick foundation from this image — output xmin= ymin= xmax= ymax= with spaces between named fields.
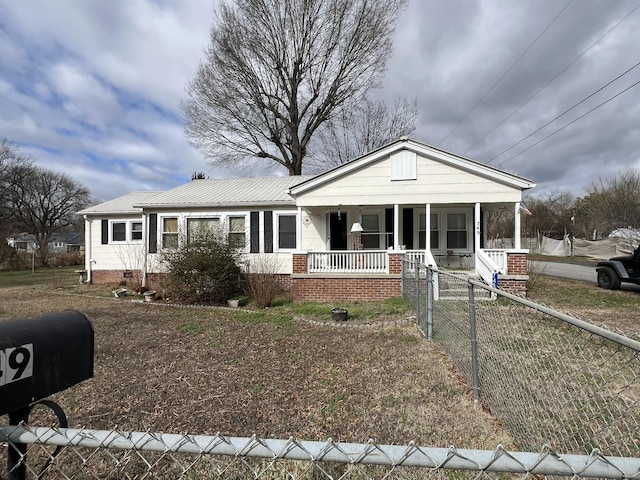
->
xmin=291 ymin=275 xmax=402 ymax=302
xmin=91 ymin=269 xmax=140 ymax=286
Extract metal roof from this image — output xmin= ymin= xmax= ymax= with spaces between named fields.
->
xmin=134 ymin=176 xmax=314 ymax=209
xmin=78 ymin=191 xmax=163 ymax=215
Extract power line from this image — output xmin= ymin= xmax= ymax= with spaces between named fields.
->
xmin=486 ymin=60 xmax=640 ymax=164
xmin=436 ymin=0 xmax=574 ymax=148
xmin=496 ymin=77 xmax=640 ymax=168
xmin=462 ymin=1 xmax=640 ymax=156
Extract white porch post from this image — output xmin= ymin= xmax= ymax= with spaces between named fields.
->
xmin=514 ymin=202 xmax=521 ymax=249
xmin=394 ymin=204 xmax=399 ymax=250
xmin=142 ymin=212 xmax=148 ymax=288
xmin=425 ymin=203 xmax=431 ymax=251
xmin=474 ymin=203 xmax=481 ymax=252
xmin=297 ymin=206 xmax=302 ymax=250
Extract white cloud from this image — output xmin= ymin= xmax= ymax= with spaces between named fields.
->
xmin=0 ymin=0 xmax=639 ymax=203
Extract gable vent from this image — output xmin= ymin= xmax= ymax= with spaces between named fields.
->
xmin=390 ymin=150 xmax=417 ymax=180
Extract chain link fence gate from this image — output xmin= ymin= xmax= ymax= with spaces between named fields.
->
xmin=402 ymin=260 xmax=640 ymax=458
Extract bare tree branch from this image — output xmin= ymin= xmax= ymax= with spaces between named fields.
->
xmin=309 ymin=96 xmax=418 ymax=170
xmin=183 ymin=0 xmax=407 ymax=175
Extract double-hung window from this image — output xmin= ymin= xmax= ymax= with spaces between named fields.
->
xmin=228 ymin=216 xmax=246 ymax=250
xmin=361 ymin=213 xmax=380 ymax=249
xmin=162 ymin=217 xmax=179 ymax=249
xmin=131 ymin=222 xmax=143 ymax=241
xmin=111 ymin=222 xmax=126 ymax=242
xmin=277 ymin=214 xmax=297 ymax=250
xmin=446 ymin=213 xmax=467 ymax=249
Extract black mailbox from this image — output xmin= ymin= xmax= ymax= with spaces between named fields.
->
xmin=0 ymin=310 xmax=94 ymax=416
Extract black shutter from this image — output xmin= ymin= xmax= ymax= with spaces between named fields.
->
xmin=101 ymin=219 xmax=108 ymax=245
xmin=250 ymin=211 xmax=260 ymax=253
xmin=264 ymin=211 xmax=273 ymax=253
xmin=148 ymin=214 xmax=158 ymax=253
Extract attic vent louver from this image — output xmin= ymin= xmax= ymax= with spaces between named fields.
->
xmin=390 ymin=150 xmax=417 ymax=180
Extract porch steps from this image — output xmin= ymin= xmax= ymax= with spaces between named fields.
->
xmin=437 ymin=271 xmax=493 ymax=300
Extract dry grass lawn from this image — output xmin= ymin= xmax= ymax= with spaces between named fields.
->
xmin=0 ymin=282 xmax=512 ymax=450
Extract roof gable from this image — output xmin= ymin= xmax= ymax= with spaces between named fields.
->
xmin=289 ymin=138 xmax=536 ymax=196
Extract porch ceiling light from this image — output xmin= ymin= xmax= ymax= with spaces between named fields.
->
xmin=350 ymin=222 xmax=363 ymax=233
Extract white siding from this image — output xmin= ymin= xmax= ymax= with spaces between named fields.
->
xmin=295 ymin=153 xmax=522 ymax=207
xmin=87 ymin=214 xmax=145 ymax=271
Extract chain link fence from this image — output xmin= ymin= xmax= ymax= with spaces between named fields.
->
xmin=1 ymin=262 xmax=639 ymax=478
xmin=402 ymin=260 xmax=640 ymax=458
xmin=2 ymin=424 xmax=640 ymax=479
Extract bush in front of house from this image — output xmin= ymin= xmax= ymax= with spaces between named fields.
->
xmin=244 ymin=254 xmax=280 ymax=308
xmin=160 ymin=230 xmax=242 ymax=303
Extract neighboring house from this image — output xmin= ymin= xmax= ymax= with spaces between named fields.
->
xmin=79 ymin=138 xmax=536 ymax=301
xmin=6 ymin=233 xmax=37 ymax=253
xmin=6 ymin=232 xmax=83 ymax=253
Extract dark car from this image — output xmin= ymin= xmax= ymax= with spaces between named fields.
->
xmin=596 ymin=245 xmax=640 ymax=289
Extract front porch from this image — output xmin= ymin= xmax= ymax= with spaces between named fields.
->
xmin=290 ymin=248 xmax=528 ymax=302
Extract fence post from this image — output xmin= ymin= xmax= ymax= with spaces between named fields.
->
xmin=415 ymin=262 xmax=421 ymax=328
xmin=426 ymin=266 xmax=433 ymax=340
xmin=468 ymin=282 xmax=480 ymax=402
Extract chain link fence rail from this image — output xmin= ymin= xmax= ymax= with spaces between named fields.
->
xmin=2 ymin=425 xmax=640 ymax=479
xmin=402 ymin=260 xmax=640 ymax=458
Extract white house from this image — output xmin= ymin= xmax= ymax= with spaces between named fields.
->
xmin=79 ymin=138 xmax=536 ymax=301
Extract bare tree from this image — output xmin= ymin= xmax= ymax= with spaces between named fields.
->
xmin=0 ymin=140 xmax=32 ymax=225
xmin=4 ymin=164 xmax=91 ymax=266
xmin=582 ymin=169 xmax=640 ymax=236
xmin=183 ymin=0 xmax=407 ymax=176
xmin=309 ymin=96 xmax=418 ymax=170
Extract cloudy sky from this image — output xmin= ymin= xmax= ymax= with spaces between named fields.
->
xmin=1 ymin=0 xmax=639 ymax=202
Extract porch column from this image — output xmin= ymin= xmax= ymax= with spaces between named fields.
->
xmin=297 ymin=206 xmax=302 ymax=250
xmin=394 ymin=204 xmax=399 ymax=250
xmin=425 ymin=203 xmax=431 ymax=251
xmin=142 ymin=212 xmax=148 ymax=288
xmin=514 ymin=202 xmax=521 ymax=249
xmin=474 ymin=203 xmax=481 ymax=252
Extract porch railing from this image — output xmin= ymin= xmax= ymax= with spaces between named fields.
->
xmin=476 ymin=249 xmax=502 ymax=287
xmin=307 ymin=251 xmax=388 ymax=273
xmin=481 ymin=249 xmax=507 ymax=273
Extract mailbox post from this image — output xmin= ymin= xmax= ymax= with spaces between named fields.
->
xmin=0 ymin=310 xmax=94 ymax=479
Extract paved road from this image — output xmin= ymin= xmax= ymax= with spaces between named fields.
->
xmin=531 ymin=260 xmax=640 ymax=292
xmin=530 ymin=261 xmax=596 ymax=283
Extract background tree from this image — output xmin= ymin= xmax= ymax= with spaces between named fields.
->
xmin=183 ymin=0 xmax=407 ymax=175
xmin=309 ymin=96 xmax=418 ymax=170
xmin=4 ymin=163 xmax=91 ymax=267
xmin=0 ymin=140 xmax=31 ymax=227
xmin=575 ymin=169 xmax=640 ymax=239
xmin=521 ymin=192 xmax=574 ymax=243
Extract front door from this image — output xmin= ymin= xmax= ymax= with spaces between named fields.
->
xmin=329 ymin=212 xmax=348 ymax=250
